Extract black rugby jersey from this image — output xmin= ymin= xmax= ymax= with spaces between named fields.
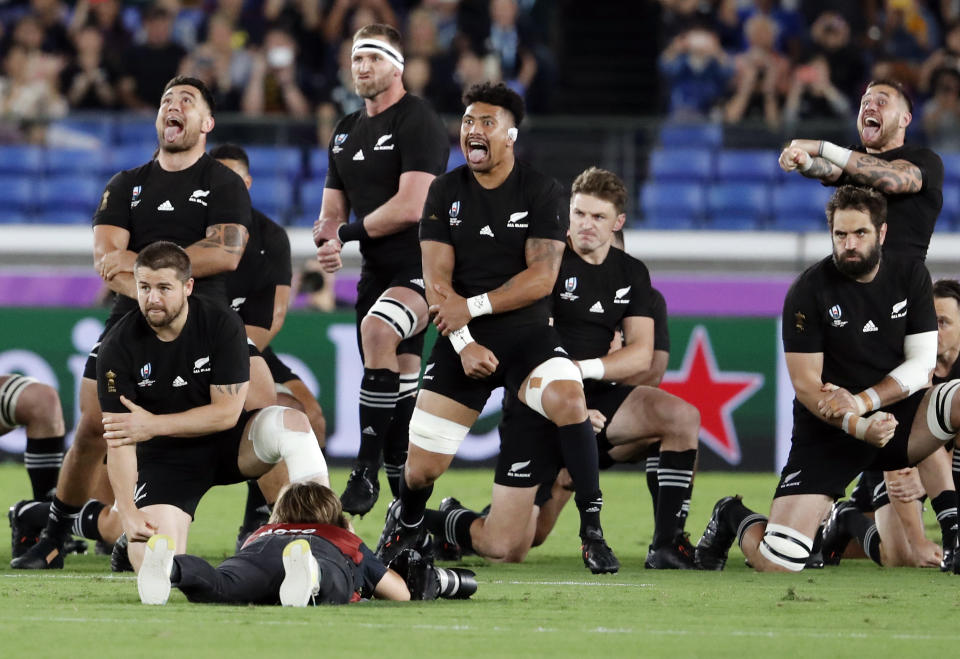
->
xmin=96 ymin=296 xmax=249 ymax=447
xmin=420 ymin=160 xmax=567 ymax=330
xmin=93 ymin=153 xmax=253 ymax=314
xmin=227 ymin=208 xmax=292 ymax=300
xmin=651 ymin=288 xmax=670 ymax=353
xmin=782 ymin=254 xmax=936 ymax=393
xmin=830 ymin=144 xmax=943 ymax=262
xmin=325 ymin=93 xmax=449 ymax=271
xmin=551 ymin=245 xmax=654 ymax=360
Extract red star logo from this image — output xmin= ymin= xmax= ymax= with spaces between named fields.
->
xmin=660 ymin=326 xmax=764 ymax=464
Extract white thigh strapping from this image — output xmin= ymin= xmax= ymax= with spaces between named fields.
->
xmin=926 ymin=379 xmax=960 ymax=441
xmin=408 ymin=407 xmax=470 ymax=455
xmin=0 ymin=374 xmax=38 ymax=429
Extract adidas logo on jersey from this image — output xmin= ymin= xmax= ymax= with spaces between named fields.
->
xmin=480 ymin=225 xmax=494 ymax=238
xmin=362 ymin=426 xmax=377 ymax=436
xmin=862 ymin=320 xmax=878 ymax=333
xmin=353 ymin=150 xmax=365 ymax=161
xmin=614 ymin=285 xmax=631 ymax=303
xmin=157 ymin=200 xmax=174 ymax=211
xmin=589 ymin=301 xmax=604 ymax=313
xmin=172 ymin=376 xmax=188 ymax=388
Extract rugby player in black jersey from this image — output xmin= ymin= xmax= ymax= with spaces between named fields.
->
xmin=96 ymin=242 xmax=328 ymax=574
xmin=376 ymin=83 xmax=618 ymax=574
xmin=423 ymin=168 xmax=701 ymax=569
xmin=312 ymin=24 xmax=449 ymax=516
xmin=12 ymin=77 xmax=253 ymax=570
xmin=696 ymin=186 xmax=960 ymax=573
xmin=779 ymin=79 xmax=943 ymax=263
xmin=212 ymin=143 xmax=329 ymax=548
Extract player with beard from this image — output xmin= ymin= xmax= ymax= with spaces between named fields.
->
xmin=313 ymin=24 xmax=448 ymax=516
xmin=696 ymin=185 xmax=960 ymax=573
xmin=96 ymin=242 xmax=328 ymax=574
xmin=11 ymin=76 xmax=252 ymax=570
xmin=779 ymin=78 xmax=943 ymax=263
xmin=377 ymin=83 xmax=619 ymax=574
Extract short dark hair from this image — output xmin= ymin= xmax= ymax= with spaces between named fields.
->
xmin=135 ymin=241 xmax=191 ymax=282
xmin=865 ymin=78 xmax=913 ymax=113
xmin=825 ymin=185 xmax=887 ymax=231
xmin=209 ymin=143 xmax=249 ymax=170
xmin=571 ymin=167 xmax=627 ymax=216
xmin=462 ymin=81 xmax=525 ymax=127
xmin=353 ymin=23 xmax=403 ymax=51
xmin=934 ymin=279 xmax=960 ymax=307
xmin=163 ymin=76 xmax=216 ymax=115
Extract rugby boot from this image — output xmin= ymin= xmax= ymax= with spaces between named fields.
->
xmin=645 ymin=532 xmax=696 ymax=569
xmin=10 ymin=530 xmax=64 ymax=569
xmin=95 ymin=539 xmax=115 ymax=556
xmin=433 ymin=497 xmax=466 ymax=561
xmin=805 ymin=525 xmax=825 ymax=569
xmin=820 ymin=500 xmax=856 ymax=566
xmin=695 ymin=495 xmax=741 ymax=570
xmin=378 ymin=520 xmax=428 ymax=567
xmin=375 ymin=498 xmax=402 ymax=556
xmin=279 ymin=539 xmax=320 ymax=607
xmin=941 ymin=540 xmax=957 ymax=573
xmin=9 ymin=500 xmax=41 ymax=558
xmin=138 ymin=534 xmax=175 ymax=606
xmin=64 ymin=537 xmax=89 ymax=555
xmin=581 ymin=526 xmax=619 ymax=574
xmin=111 ymin=532 xmax=134 ymax=573
xmin=340 ymin=463 xmax=380 ymax=516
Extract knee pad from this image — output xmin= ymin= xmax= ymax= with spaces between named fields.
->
xmin=927 ymin=379 xmax=960 ymax=441
xmin=759 ymin=523 xmax=812 ymax=572
xmin=408 ymin=407 xmax=470 ymax=455
xmin=366 ymin=296 xmax=419 ymax=340
xmin=0 ymin=375 xmax=38 ymax=429
xmin=523 ymin=357 xmax=583 ymax=418
xmin=248 ymin=405 xmax=328 ymax=484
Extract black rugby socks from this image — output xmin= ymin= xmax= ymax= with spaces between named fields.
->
xmin=557 ymin=419 xmax=604 ymax=537
xmin=357 ymin=368 xmax=399 ymax=466
xmin=652 ymin=449 xmax=696 ymax=547
xmin=24 ymin=435 xmax=64 ymax=500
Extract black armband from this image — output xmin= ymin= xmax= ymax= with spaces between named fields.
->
xmin=337 ymin=220 xmax=369 ymax=243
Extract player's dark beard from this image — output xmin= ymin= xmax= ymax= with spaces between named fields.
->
xmin=833 ymin=239 xmax=881 ymax=278
xmin=143 ymin=299 xmax=185 ymax=328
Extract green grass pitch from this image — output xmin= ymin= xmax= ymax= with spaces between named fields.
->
xmin=1 ymin=463 xmax=958 ymax=658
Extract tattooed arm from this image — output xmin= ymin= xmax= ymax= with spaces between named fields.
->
xmin=840 ymin=152 xmax=923 ymax=194
xmin=185 ymin=223 xmax=250 ymax=277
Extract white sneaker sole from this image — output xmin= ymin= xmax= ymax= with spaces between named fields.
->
xmin=138 ymin=535 xmax=174 ymax=605
xmin=280 ymin=539 xmax=319 ymax=607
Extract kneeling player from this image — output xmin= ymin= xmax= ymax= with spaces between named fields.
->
xmin=696 ymin=186 xmax=958 ymax=572
xmin=93 ymin=241 xmax=328 ymax=572
xmin=137 ymin=481 xmax=476 ymax=605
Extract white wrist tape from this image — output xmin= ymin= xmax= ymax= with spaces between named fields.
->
xmin=819 ymin=141 xmax=852 ymax=168
xmin=841 ymin=412 xmax=872 ymax=440
xmin=467 ymin=293 xmax=492 ymax=318
xmin=449 ymin=326 xmax=475 ymax=354
xmin=861 ymin=387 xmax=881 ymax=412
xmin=577 ymin=358 xmax=604 ymax=381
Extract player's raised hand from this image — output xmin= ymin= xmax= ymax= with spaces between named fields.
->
xmin=778 ymin=146 xmax=811 ymax=172
xmin=862 ymin=411 xmax=897 ymax=447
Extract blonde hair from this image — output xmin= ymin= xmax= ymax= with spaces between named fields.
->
xmin=269 ymin=481 xmax=348 ymax=528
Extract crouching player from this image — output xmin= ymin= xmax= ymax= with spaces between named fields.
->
xmin=696 ymin=186 xmax=959 ymax=572
xmin=98 ymin=241 xmax=329 ymax=572
xmin=137 ymin=481 xmax=477 ymax=605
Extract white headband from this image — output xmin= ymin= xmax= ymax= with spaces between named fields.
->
xmin=352 ymin=38 xmax=404 ymax=72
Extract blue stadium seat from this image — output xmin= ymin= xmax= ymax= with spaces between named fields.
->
xmin=0 ymin=211 xmax=31 ymax=224
xmin=770 ymin=182 xmax=834 ymax=232
xmin=36 ymin=210 xmax=91 ymax=224
xmin=641 ymin=212 xmax=699 ymax=230
xmin=37 ymin=175 xmax=102 ymax=212
xmin=249 ymin=176 xmax=294 ymax=218
xmin=703 ymin=213 xmax=764 ymax=230
xmin=707 ymin=183 xmax=769 ymax=222
xmin=0 ymin=176 xmax=35 ymax=211
xmin=715 ymin=150 xmax=779 ymax=182
xmin=299 ymin=180 xmax=325 ymax=212
xmin=940 ymin=184 xmax=959 ymax=229
xmin=51 ymin=117 xmax=113 ymax=145
xmin=287 ymin=213 xmax=316 ymax=228
xmin=649 ymin=148 xmax=713 ymax=182
xmin=108 ymin=144 xmax=154 ymax=172
xmin=45 ymin=148 xmax=109 ymax=176
xmin=0 ymin=146 xmax=44 ymax=175
xmin=447 ymin=148 xmax=466 ymax=172
xmin=658 ymin=122 xmax=723 ymax=148
xmin=640 ymin=182 xmax=705 ymax=227
xmin=244 ymin=146 xmax=303 ymax=178
xmin=114 ymin=121 xmax=157 ymax=145
xmin=941 ymin=153 xmax=960 ymax=186
xmin=308 ymin=148 xmax=328 ymax=180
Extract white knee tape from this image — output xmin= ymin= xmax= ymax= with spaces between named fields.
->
xmin=367 ymin=296 xmax=418 ymax=339
xmin=408 ymin=407 xmax=470 ymax=455
xmin=0 ymin=375 xmax=38 ymax=429
xmin=759 ymin=523 xmax=812 ymax=572
xmin=248 ymin=405 xmax=328 ymax=484
xmin=523 ymin=357 xmax=583 ymax=418
xmin=927 ymin=379 xmax=960 ymax=441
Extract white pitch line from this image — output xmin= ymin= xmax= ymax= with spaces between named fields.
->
xmin=2 ymin=573 xmax=136 ymax=581
xmin=489 ymin=579 xmax=653 ymax=587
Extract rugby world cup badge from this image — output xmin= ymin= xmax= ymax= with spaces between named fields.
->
xmin=449 ymin=201 xmax=461 ymax=226
xmin=332 ymin=133 xmax=348 ymax=153
xmin=138 ymin=363 xmax=154 ymax=387
xmin=130 ymin=185 xmax=142 ymax=208
xmin=560 ymin=276 xmax=578 ymax=301
xmin=828 ymin=305 xmax=847 ymax=327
